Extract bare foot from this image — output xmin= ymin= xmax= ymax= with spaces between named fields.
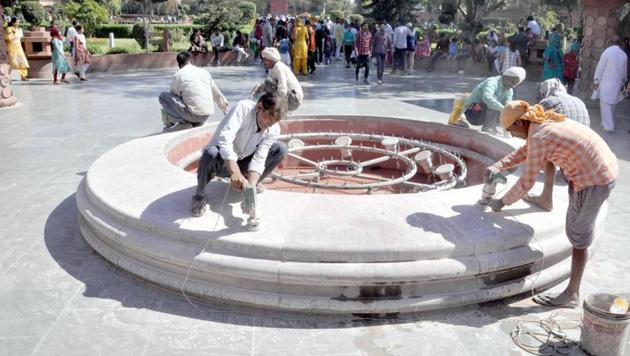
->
xmin=523 ymin=194 xmax=553 ymax=211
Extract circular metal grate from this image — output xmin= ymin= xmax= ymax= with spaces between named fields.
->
xmin=272 ymin=132 xmax=468 ymax=194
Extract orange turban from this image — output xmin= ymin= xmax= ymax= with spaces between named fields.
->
xmin=500 ymin=100 xmax=566 ymax=129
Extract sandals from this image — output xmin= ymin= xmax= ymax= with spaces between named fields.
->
xmin=532 ymin=294 xmax=579 ymax=309
xmin=190 ymin=195 xmax=207 ymax=217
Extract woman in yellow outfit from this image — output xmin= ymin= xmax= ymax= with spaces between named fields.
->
xmin=291 ymin=18 xmax=308 ymax=75
xmin=4 ymin=17 xmax=29 ymax=81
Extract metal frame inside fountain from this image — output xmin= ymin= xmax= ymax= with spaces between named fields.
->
xmin=272 ymin=132 xmax=468 ymax=193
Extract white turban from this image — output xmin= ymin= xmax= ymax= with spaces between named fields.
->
xmin=261 ymin=47 xmax=281 ymax=62
xmin=539 ymin=78 xmax=567 ymax=99
xmin=501 ymin=67 xmax=526 ymax=83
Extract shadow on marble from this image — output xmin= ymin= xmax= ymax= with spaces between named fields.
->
xmin=42 ymin=193 xmax=556 ymax=332
xmin=404 ymin=98 xmax=455 ymax=114
xmin=140 ymin=183 xmax=247 ymax=230
xmin=406 ymin=204 xmax=535 ymax=245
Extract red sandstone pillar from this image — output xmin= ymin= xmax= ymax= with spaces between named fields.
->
xmin=0 ymin=4 xmax=18 ymax=107
xmin=578 ymin=0 xmax=625 ymax=98
xmin=268 ymin=0 xmax=289 ymax=16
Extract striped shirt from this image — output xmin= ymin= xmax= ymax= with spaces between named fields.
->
xmin=494 ymin=119 xmax=618 ymax=205
xmin=539 ymin=94 xmax=590 ymax=127
xmin=500 ymin=49 xmax=520 ymax=73
xmin=356 ymin=31 xmax=372 ymax=55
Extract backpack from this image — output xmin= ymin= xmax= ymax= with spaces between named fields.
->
xmin=563 ymin=52 xmax=578 ymax=80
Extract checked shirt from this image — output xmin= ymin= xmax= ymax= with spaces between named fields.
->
xmin=539 ymin=94 xmax=591 ymax=127
xmin=494 ymin=119 xmax=618 ymax=205
xmin=355 ymin=31 xmax=372 ymax=56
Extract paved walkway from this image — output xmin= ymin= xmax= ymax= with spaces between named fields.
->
xmin=1 ymin=61 xmax=629 ymax=356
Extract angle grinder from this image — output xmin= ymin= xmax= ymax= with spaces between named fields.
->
xmin=241 ymin=185 xmax=260 ymax=231
xmin=477 ymin=172 xmax=507 ymax=207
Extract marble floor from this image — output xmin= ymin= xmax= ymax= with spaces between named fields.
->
xmin=1 ymin=61 xmax=629 ymax=356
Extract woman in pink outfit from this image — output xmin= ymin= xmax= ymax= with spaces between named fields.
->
xmin=416 ymin=34 xmax=431 ymax=58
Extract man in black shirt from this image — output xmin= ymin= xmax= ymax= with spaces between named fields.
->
xmin=426 ymin=33 xmax=450 ymax=72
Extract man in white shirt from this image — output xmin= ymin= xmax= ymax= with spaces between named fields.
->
xmin=210 ymin=30 xmax=224 ymax=65
xmin=594 ymin=39 xmax=628 ymax=132
xmin=526 ymin=16 xmax=541 ymax=39
xmin=262 ymin=18 xmax=274 ymax=50
xmin=191 ymin=92 xmax=289 ymax=217
xmin=251 ymin=47 xmax=303 ymax=111
xmin=392 ymin=23 xmax=411 ymax=75
xmin=65 ymin=20 xmax=77 ymax=57
xmin=159 ymin=52 xmax=229 ymax=129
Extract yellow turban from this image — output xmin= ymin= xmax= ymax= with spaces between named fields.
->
xmin=500 ymin=100 xmax=566 ymax=129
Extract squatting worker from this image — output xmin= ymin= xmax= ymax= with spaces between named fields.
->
xmin=159 ymin=52 xmax=229 ymax=129
xmin=459 ymin=67 xmax=526 ymax=135
xmin=250 ymin=47 xmax=304 ymax=111
xmin=191 ymin=92 xmax=289 ymax=217
xmin=526 ymin=78 xmax=591 ymax=212
xmin=486 ymin=100 xmax=618 ymax=308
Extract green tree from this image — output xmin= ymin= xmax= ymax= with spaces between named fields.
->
xmin=536 ymin=9 xmax=559 ymax=32
xmin=362 ymin=0 xmax=417 ymax=24
xmin=67 ymin=0 xmax=109 ymax=35
xmin=195 ymin=0 xmax=244 ymax=34
xmin=329 ymin=9 xmax=344 ymax=21
xmin=20 ymin=1 xmax=47 ymax=26
xmin=440 ymin=0 xmax=506 ymax=37
xmin=238 ymin=1 xmax=256 ymax=24
xmin=348 ymin=13 xmax=363 ymax=24
xmin=101 ymin=0 xmax=122 ymax=16
xmin=439 ymin=0 xmax=457 ymax=24
xmin=134 ymin=0 xmax=167 ymax=16
xmin=456 ymin=0 xmax=506 ymax=26
xmin=540 ymin=0 xmax=578 ymax=27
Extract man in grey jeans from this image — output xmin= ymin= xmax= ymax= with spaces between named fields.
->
xmin=159 ymin=52 xmax=229 ymax=129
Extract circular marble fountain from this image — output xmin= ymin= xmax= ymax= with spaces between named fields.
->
xmin=76 ymin=115 xmax=607 ymax=314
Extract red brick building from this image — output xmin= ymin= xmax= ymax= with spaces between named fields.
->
xmin=268 ymin=0 xmax=289 ymax=16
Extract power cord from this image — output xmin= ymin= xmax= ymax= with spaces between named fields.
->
xmin=510 ymin=314 xmax=582 ymax=355
xmin=180 ymin=183 xmax=231 ymax=313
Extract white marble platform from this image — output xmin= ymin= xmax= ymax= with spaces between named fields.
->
xmin=76 ymin=116 xmax=607 ymax=314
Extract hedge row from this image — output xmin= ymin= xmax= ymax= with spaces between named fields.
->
xmin=94 ymin=24 xmax=203 ymax=38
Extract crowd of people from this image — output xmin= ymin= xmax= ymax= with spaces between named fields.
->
xmin=170 ymin=12 xmax=630 ymax=136
xmin=3 ymin=18 xmax=92 ymax=84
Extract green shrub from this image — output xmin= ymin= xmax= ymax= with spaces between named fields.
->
xmin=348 ymin=14 xmax=364 ymax=25
xmin=106 ymin=46 xmax=130 ymax=54
xmin=132 ymin=22 xmax=152 ymax=49
xmin=20 ymin=1 xmax=47 ymax=27
xmin=153 ymin=24 xmax=202 ymax=38
xmin=329 ymin=10 xmax=344 ymax=22
xmin=87 ymin=43 xmax=104 ymax=55
xmin=168 ymin=27 xmax=186 ymax=44
xmin=94 ymin=24 xmax=134 ymax=38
